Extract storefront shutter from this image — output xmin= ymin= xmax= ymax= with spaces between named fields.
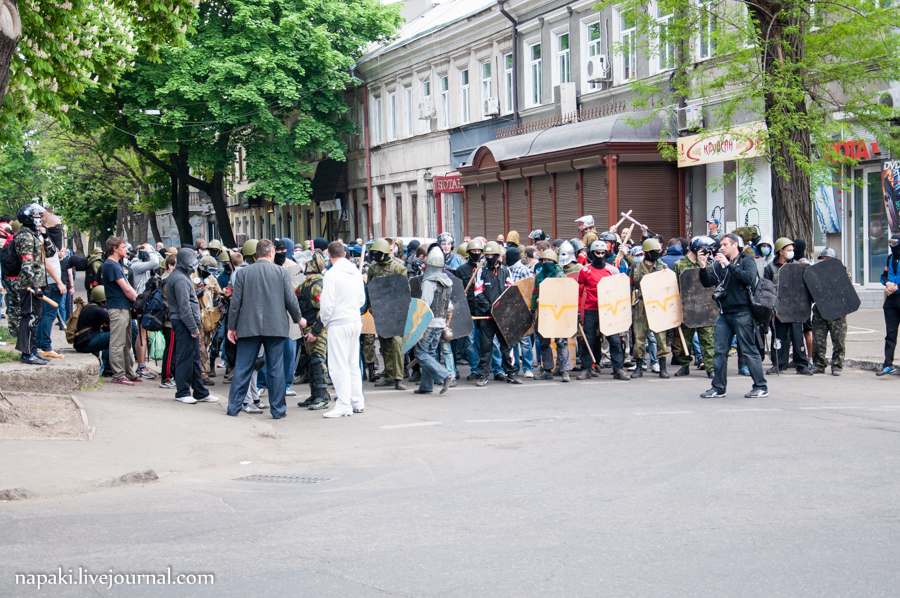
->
xmin=737 ymin=157 xmax=772 ymax=239
xmin=555 ymin=172 xmax=579 ymax=241
xmin=581 ymin=167 xmax=608 ymax=230
xmin=507 ymin=178 xmax=529 ymax=237
xmin=484 ymin=182 xmax=505 ymax=241
xmin=465 ymin=186 xmax=485 ymax=238
xmin=530 ymin=175 xmax=553 ymax=238
xmin=618 ymin=164 xmax=679 ymax=241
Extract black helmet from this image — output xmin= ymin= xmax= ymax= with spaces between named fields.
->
xmin=690 ymin=235 xmax=717 ymax=255
xmin=599 ymin=231 xmax=617 ymax=243
xmin=17 ymin=203 xmax=45 ymax=230
xmin=528 ymin=229 xmax=548 ymax=241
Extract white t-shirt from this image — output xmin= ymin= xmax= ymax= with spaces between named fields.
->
xmin=45 ymin=251 xmax=60 ymax=287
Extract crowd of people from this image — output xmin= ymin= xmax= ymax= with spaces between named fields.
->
xmin=2 ymin=201 xmax=893 ymax=419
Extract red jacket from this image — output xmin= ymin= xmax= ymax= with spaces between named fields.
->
xmin=577 ymin=264 xmax=614 ymax=311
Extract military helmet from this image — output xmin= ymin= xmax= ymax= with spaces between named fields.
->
xmin=467 ymin=239 xmax=485 ymax=253
xmin=457 ymin=242 xmax=469 ymax=257
xmin=570 ymin=239 xmax=586 ymax=252
xmin=208 ymin=240 xmax=223 ymax=251
xmin=91 ymin=247 xmax=102 ymax=255
xmin=91 ymin=286 xmax=106 ymax=302
xmin=199 ymin=255 xmax=219 ymax=271
xmin=774 ymin=237 xmax=793 ymax=253
xmin=370 ymin=238 xmax=392 ymax=254
xmin=642 ymin=238 xmax=663 ymax=253
xmin=242 ymin=239 xmax=259 ymax=258
xmin=558 ymin=242 xmax=576 ymax=266
xmin=540 ymin=249 xmax=559 ymax=262
xmin=483 ymin=241 xmax=502 ymax=255
xmin=689 ymin=235 xmax=717 ymax=255
xmin=818 ymin=247 xmax=837 ymax=260
xmin=305 ymin=253 xmax=326 ymax=274
xmin=426 ymin=246 xmax=445 ymax=268
xmin=589 ymin=240 xmax=608 ymax=253
xmin=600 ymin=231 xmax=618 ymax=243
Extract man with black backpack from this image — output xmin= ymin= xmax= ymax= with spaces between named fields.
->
xmin=698 ymin=233 xmax=769 ymax=399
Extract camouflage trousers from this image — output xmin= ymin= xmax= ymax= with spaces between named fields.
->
xmin=811 ymin=310 xmax=846 ymax=371
xmin=200 ymin=327 xmax=212 ymax=376
xmin=361 ymin=333 xmax=377 ymax=366
xmin=378 ymin=335 xmax=404 ymax=381
xmin=631 ymin=302 xmax=669 ymax=361
xmin=3 ymin=277 xmax=20 ymax=337
xmin=303 ymin=328 xmax=328 ymax=376
xmin=674 ymin=324 xmax=715 ymax=373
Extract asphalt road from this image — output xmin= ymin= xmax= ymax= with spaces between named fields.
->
xmin=2 ymin=362 xmax=900 ymax=597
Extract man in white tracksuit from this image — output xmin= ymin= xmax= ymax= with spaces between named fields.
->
xmin=319 ymin=241 xmax=367 ymax=418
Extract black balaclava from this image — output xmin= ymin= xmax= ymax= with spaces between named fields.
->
xmin=647 ymin=250 xmax=661 ymax=262
xmin=46 ymin=225 xmax=63 ymax=250
xmin=371 ymin=251 xmax=389 ymax=263
xmin=486 ymin=254 xmax=499 ymax=268
xmin=590 ymin=250 xmax=606 ymax=269
xmin=274 ymin=253 xmax=287 ymax=266
xmin=505 ymin=247 xmax=521 ymax=266
xmin=793 ymin=238 xmax=807 ymax=261
xmin=468 ymin=250 xmax=482 ymax=264
xmin=892 ymin=235 xmax=900 ymax=257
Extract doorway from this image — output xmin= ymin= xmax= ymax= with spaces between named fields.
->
xmin=852 ymin=168 xmax=889 ymax=287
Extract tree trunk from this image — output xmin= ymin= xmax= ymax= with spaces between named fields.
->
xmin=88 ymin=225 xmax=97 ymax=253
xmin=149 ymin=211 xmax=162 ymax=246
xmin=209 ymin=171 xmax=236 ymax=247
xmin=72 ymin=223 xmax=84 ymax=256
xmin=0 ymin=0 xmax=21 ymax=111
xmin=170 ymin=149 xmax=193 ymax=246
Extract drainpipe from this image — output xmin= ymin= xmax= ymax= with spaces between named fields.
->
xmin=498 ymin=1 xmax=519 ymax=126
xmin=351 ymin=67 xmax=375 ymax=239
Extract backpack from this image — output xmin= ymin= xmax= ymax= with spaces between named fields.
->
xmin=84 ymin=253 xmax=104 ymax=291
xmin=0 ymin=231 xmax=22 ymax=278
xmin=748 ymin=276 xmax=777 ymax=326
xmin=65 ymin=297 xmax=87 ymax=345
xmin=139 ymin=278 xmax=169 ymax=331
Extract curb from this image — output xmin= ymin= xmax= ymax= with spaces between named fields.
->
xmin=845 ymin=358 xmax=882 ymax=372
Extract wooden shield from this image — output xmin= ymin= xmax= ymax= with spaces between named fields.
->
xmin=360 ymin=311 xmax=376 ymax=335
xmin=640 ymin=269 xmax=683 ymax=333
xmin=448 ymin=276 xmax=474 ymax=340
xmin=537 ymin=277 xmax=579 ymax=338
xmin=597 ymin=273 xmax=632 ymax=336
xmin=368 ymin=273 xmax=411 ymax=338
xmin=491 ymin=285 xmax=534 ymax=346
xmin=679 ymin=269 xmax=718 ymax=329
xmin=401 ymin=298 xmax=433 ymax=354
xmin=776 ymin=263 xmax=812 ymax=323
xmin=803 ymin=258 xmax=860 ymax=321
xmin=515 ymin=277 xmax=535 ymax=334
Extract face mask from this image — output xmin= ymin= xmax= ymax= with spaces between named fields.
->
xmin=224 ymin=263 xmax=233 ymax=272
xmin=590 ymin=252 xmax=606 ymax=268
xmin=540 ymin=261 xmax=555 ymax=275
xmin=199 ymin=249 xmax=209 ymax=257
xmin=760 ymin=247 xmax=771 ymax=256
xmin=486 ymin=255 xmax=500 ymax=268
xmin=647 ymin=250 xmax=661 ymax=262
xmin=209 ymin=249 xmax=220 ymax=258
xmin=785 ymin=251 xmax=795 ymax=260
xmin=46 ymin=226 xmax=63 ymax=249
xmin=274 ymin=253 xmax=286 ymax=266
xmin=634 ymin=256 xmax=644 ymax=262
xmin=469 ymin=252 xmax=482 ymax=264
xmin=893 ymin=242 xmax=900 ymax=255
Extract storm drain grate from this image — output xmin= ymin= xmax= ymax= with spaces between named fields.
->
xmin=235 ymin=475 xmax=333 ymax=484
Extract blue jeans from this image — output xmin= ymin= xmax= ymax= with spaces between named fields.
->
xmin=283 ymin=337 xmax=296 ymax=388
xmin=642 ymin=333 xmax=658 ymax=368
xmin=416 ymin=328 xmax=450 ymax=392
xmin=513 ymin=334 xmax=534 ymax=373
xmin=712 ymin=312 xmax=767 ymax=393
xmin=227 ymin=336 xmax=286 ymax=418
xmin=466 ymin=325 xmax=481 ymax=375
xmin=440 ymin=341 xmax=456 ymax=378
xmin=692 ymin=332 xmax=702 ymax=361
xmin=37 ymin=286 xmax=63 ymax=351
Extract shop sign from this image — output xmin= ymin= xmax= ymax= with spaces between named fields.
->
xmin=883 ymin=160 xmax=900 ymax=232
xmin=826 ymin=139 xmax=880 ymax=162
xmin=434 ymin=173 xmax=463 ymax=194
xmin=320 ymin=198 xmax=342 ymax=212
xmin=677 ymin=124 xmax=766 ymax=167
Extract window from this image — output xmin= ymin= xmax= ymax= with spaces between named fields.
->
xmin=657 ymin=5 xmax=675 ymax=71
xmin=374 ymin=97 xmax=382 ymax=144
xmin=528 ymin=42 xmax=542 ymax=106
xmin=389 ymin=92 xmax=397 ymax=141
xmin=460 ymin=69 xmax=470 ymax=124
xmin=423 ymin=79 xmax=432 ymax=132
xmin=406 ymin=87 xmax=413 ymax=136
xmin=586 ymin=21 xmax=602 ymax=90
xmin=620 ymin=11 xmax=636 ymax=81
xmin=481 ymin=62 xmax=492 ymax=107
xmin=503 ymin=53 xmax=513 ymax=112
xmin=440 ymin=75 xmax=449 ymax=128
xmin=697 ymin=0 xmax=716 ymax=59
xmin=556 ymin=32 xmax=571 ymax=84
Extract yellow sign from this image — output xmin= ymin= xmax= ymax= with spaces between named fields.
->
xmin=677 ymin=123 xmax=766 ymax=168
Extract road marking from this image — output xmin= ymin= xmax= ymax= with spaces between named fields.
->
xmin=465 ymin=419 xmax=522 ymax=423
xmin=633 ymin=411 xmax=694 ymax=416
xmin=381 ymin=421 xmax=442 ymax=429
xmin=847 ymin=326 xmax=878 ymax=335
xmin=718 ymin=408 xmax=782 ymax=412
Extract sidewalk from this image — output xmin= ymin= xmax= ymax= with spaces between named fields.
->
xmin=843 ymin=308 xmax=888 ymax=370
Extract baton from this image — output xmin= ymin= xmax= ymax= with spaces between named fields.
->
xmin=620 ymin=222 xmax=637 ymax=246
xmin=463 ymin=258 xmax=485 ymax=294
xmin=28 ymin=288 xmax=58 ymax=308
xmin=359 ymin=242 xmax=366 ymax=273
xmin=676 ymin=326 xmax=689 ymax=362
xmin=612 ymin=210 xmax=633 ymax=230
xmin=578 ymin=323 xmax=597 ymax=366
xmin=620 ymin=213 xmax=657 ymax=238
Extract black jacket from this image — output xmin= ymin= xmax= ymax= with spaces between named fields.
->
xmin=699 ymin=252 xmax=757 ymax=314
xmin=454 ymin=259 xmax=480 ymax=315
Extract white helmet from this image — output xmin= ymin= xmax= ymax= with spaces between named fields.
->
xmin=576 ymin=215 xmax=594 ymax=231
xmin=425 ymin=245 xmax=445 ymax=269
xmin=558 ymin=241 xmax=576 ymax=266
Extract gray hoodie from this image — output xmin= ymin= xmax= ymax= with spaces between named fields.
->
xmin=167 ymin=247 xmax=201 ymax=334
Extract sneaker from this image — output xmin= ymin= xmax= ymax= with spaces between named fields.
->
xmin=440 ymin=376 xmax=452 ymax=394
xmin=37 ymin=349 xmax=64 ymax=359
xmin=174 ymin=395 xmax=197 ymax=404
xmin=466 ymin=373 xmax=480 ymax=381
xmin=20 ymin=353 xmax=48 ymax=365
xmin=613 ymin=370 xmax=631 ymax=381
xmin=728 ymin=348 xmax=738 ymax=357
xmin=700 ymin=388 xmax=726 ymax=399
xmin=766 ymin=366 xmax=782 ymax=375
xmin=651 ymin=362 xmax=660 ymax=373
xmin=797 ymin=367 xmax=815 ymax=376
xmin=394 ymin=381 xmax=407 ymax=391
xmin=308 ymin=398 xmax=331 ymax=410
xmin=202 ymin=377 xmax=215 ymax=386
xmin=744 ymin=389 xmax=769 ymax=398
xmin=524 ymin=370 xmax=534 ymax=379
xmin=258 ymin=387 xmax=267 ymax=396
xmin=111 ymin=377 xmax=134 ymax=386
xmin=285 ymin=387 xmax=297 ymax=397
xmin=674 ymin=366 xmax=690 ymax=377
xmin=601 ymin=360 xmax=612 ymax=368
xmin=577 ymin=369 xmax=591 ymax=380
xmin=561 ymin=372 xmax=570 ymax=383
xmin=196 ymin=394 xmax=220 ymax=403
xmin=538 ymin=370 xmax=553 ymax=380
xmin=832 ymin=369 xmax=842 ymax=376
xmin=877 ymin=366 xmax=896 ymax=376
xmin=242 ymin=402 xmax=263 ymax=414
xmin=506 ymin=375 xmax=523 ymax=385
xmin=352 ymin=407 xmax=364 ymax=414
xmin=493 ymin=373 xmax=507 ymax=382
xmin=738 ymin=366 xmax=750 ymax=376
xmin=255 ymin=401 xmax=269 ymax=409
xmin=322 ymin=409 xmax=352 ymax=418
xmin=158 ymin=379 xmax=176 ymax=389
xmin=138 ymin=365 xmax=157 ymax=379
xmin=475 ymin=376 xmax=488 ymax=387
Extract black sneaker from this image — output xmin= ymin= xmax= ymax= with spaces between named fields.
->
xmin=744 ymin=389 xmax=769 ymax=398
xmin=832 ymin=369 xmax=842 ymax=376
xmin=493 ymin=373 xmax=507 ymax=382
xmin=877 ymin=366 xmax=896 ymax=376
xmin=700 ymin=388 xmax=726 ymax=398
xmin=308 ymin=398 xmax=330 ymax=410
xmin=475 ymin=376 xmax=488 ymax=387
xmin=466 ymin=372 xmax=480 ymax=381
xmin=506 ymin=375 xmax=523 ymax=385
xmin=20 ymin=354 xmax=47 ymax=365
xmin=538 ymin=370 xmax=553 ymax=380
xmin=613 ymin=370 xmax=630 ymax=381
xmin=766 ymin=366 xmax=781 ymax=375
xmin=797 ymin=367 xmax=815 ymax=376
xmin=674 ymin=366 xmax=690 ymax=377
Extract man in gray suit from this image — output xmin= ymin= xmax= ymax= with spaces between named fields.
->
xmin=226 ymin=239 xmax=305 ymax=419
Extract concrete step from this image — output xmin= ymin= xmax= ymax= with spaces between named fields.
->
xmin=0 ymin=321 xmax=100 ymax=394
xmin=856 ymin=288 xmax=885 ymax=310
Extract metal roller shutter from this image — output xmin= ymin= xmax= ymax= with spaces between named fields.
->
xmin=507 ymin=178 xmax=528 ymax=237
xmin=618 ymin=164 xmax=679 ymax=241
xmin=466 ymin=186 xmax=485 ymax=238
xmin=581 ymin=167 xmax=608 ymax=229
xmin=530 ymin=175 xmax=553 ymax=239
xmin=555 ymin=172 xmax=579 ymax=241
xmin=484 ymin=182 xmax=505 ymax=241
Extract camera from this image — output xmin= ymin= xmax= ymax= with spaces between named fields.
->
xmin=712 ymin=281 xmax=727 ymax=302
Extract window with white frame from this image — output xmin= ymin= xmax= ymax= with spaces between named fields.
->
xmin=406 ymin=87 xmax=413 ymax=136
xmin=619 ymin=10 xmax=636 ymax=81
xmin=527 ymin=41 xmax=542 ymax=106
xmin=374 ymin=97 xmax=382 ymax=144
xmin=440 ymin=75 xmax=449 ymax=128
xmin=481 ymin=62 xmax=492 ymax=107
xmin=585 ymin=20 xmax=602 ymax=90
xmin=697 ymin=0 xmax=716 ymax=59
xmin=555 ymin=32 xmax=571 ymax=85
xmin=503 ymin=53 xmax=513 ymax=112
xmin=423 ymin=79 xmax=432 ymax=132
xmin=460 ymin=68 xmax=470 ymax=124
xmin=656 ymin=4 xmax=675 ymax=71
xmin=389 ymin=92 xmax=397 ymax=141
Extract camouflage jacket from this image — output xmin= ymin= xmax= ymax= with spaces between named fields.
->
xmin=367 ymin=257 xmax=408 ymax=281
xmin=630 ymin=258 xmax=668 ymax=299
xmin=672 ymin=255 xmax=709 ymax=286
xmin=297 ymin=273 xmax=325 ymax=336
xmin=563 ymin=263 xmax=584 ymax=277
xmin=15 ymin=228 xmax=45 ymax=290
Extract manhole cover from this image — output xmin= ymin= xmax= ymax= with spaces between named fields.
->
xmin=234 ymin=475 xmax=333 ymax=484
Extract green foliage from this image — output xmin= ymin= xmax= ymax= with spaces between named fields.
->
xmin=0 ymin=119 xmax=46 ymax=215
xmin=2 ymin=0 xmax=198 ymax=138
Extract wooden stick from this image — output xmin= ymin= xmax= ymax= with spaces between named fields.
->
xmin=578 ymin=323 xmax=596 ymax=365
xmin=358 ymin=242 xmax=366 ymax=273
xmin=620 ymin=222 xmax=637 ymax=245
xmin=472 ymin=316 xmax=491 ymax=320
xmin=621 ymin=212 xmax=645 ymax=229
xmin=677 ymin=326 xmax=689 ymax=360
xmin=28 ymin=288 xmax=58 ymax=308
xmin=463 ymin=259 xmax=484 ymax=294
xmin=613 ymin=210 xmax=633 ymax=230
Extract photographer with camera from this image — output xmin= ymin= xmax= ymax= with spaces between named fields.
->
xmin=698 ymin=233 xmax=768 ymax=398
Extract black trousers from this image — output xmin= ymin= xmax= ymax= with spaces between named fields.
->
xmin=773 ymin=319 xmax=808 ymax=369
xmin=582 ymin=311 xmax=625 ymax=372
xmin=15 ymin=288 xmax=41 ymax=355
xmin=479 ymin=318 xmax=514 ymax=377
xmin=884 ymin=293 xmax=900 ymax=367
xmin=172 ymin=319 xmax=209 ymax=400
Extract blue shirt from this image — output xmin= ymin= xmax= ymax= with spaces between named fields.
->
xmin=101 ymin=258 xmax=132 ymax=310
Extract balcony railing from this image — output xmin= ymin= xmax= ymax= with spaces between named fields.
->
xmin=495 ymin=99 xmax=631 ymax=139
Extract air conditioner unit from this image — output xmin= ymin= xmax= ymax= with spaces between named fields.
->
xmin=880 ymin=88 xmax=900 ymax=112
xmin=418 ymin=98 xmax=436 ymax=119
xmin=586 ymin=55 xmax=609 ymax=82
xmin=483 ymin=97 xmax=500 ymax=117
xmin=677 ymin=106 xmax=704 ymax=131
